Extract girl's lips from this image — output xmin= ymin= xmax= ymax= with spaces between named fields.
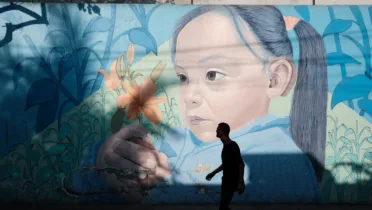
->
xmin=187 ymin=115 xmax=210 ymax=125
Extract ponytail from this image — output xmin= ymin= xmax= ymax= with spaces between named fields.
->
xmin=291 ymin=20 xmax=328 ymax=182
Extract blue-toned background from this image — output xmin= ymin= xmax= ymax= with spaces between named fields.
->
xmin=0 ymin=2 xmax=371 ymax=204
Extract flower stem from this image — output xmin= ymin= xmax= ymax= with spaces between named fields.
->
xmin=138 ymin=113 xmax=143 ymax=125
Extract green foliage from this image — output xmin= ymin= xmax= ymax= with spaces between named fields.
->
xmin=320 ymin=115 xmax=372 ymax=202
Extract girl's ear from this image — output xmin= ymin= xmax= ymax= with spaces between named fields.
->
xmin=267 ymin=58 xmax=297 ymax=99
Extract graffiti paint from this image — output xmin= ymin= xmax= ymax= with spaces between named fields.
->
xmin=0 ymin=2 xmax=372 ymax=204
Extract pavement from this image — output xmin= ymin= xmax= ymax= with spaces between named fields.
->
xmin=6 ymin=204 xmax=371 ymax=210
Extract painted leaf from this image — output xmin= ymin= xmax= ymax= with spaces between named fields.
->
xmin=92 ymin=6 xmax=101 ymax=16
xmin=58 ymin=52 xmax=78 ymax=81
xmin=331 ymin=75 xmax=372 ymax=109
xmin=7 ymin=165 xmax=21 ymax=180
xmin=344 ymin=128 xmax=355 ymax=136
xmin=58 ymin=161 xmax=71 ymax=174
xmin=57 ymin=100 xmax=75 ymax=130
xmin=52 ymin=46 xmax=65 ymax=55
xmin=139 ymin=5 xmax=145 ymax=15
xmin=340 ymin=136 xmax=352 ymax=145
xmin=368 ymin=137 xmax=372 ymax=144
xmin=23 ymin=166 xmax=29 ymax=179
xmin=111 ymin=109 xmax=126 ymax=134
xmin=36 ymin=97 xmax=59 ymax=133
xmin=357 ymin=99 xmax=372 ymax=116
xmin=35 ymin=166 xmax=53 ymax=186
xmin=346 ymin=153 xmax=358 ymax=162
xmin=294 ymin=6 xmax=310 ymax=22
xmin=83 ymin=132 xmax=100 ymax=144
xmin=82 ymin=79 xmax=95 ymax=94
xmin=323 ymin=19 xmax=353 ymax=36
xmin=13 ymin=57 xmax=40 ymax=90
xmin=47 ymin=143 xmax=70 ymax=156
xmin=62 ymin=148 xmax=77 ymax=163
xmin=326 ymin=156 xmax=335 ymax=166
xmin=28 ymin=150 xmax=41 ymax=163
xmin=59 ymin=122 xmax=73 ymax=141
xmin=83 ymin=16 xmax=112 ymax=37
xmin=339 ymin=146 xmax=350 ymax=154
xmin=24 ymin=78 xmax=58 ymax=110
xmin=128 ymin=28 xmax=158 ymax=55
xmin=0 ymin=165 xmax=19 ymax=181
xmin=365 ymin=152 xmax=372 ymax=160
xmin=327 ymin=52 xmax=361 ymax=66
xmin=13 ymin=63 xmax=23 ymax=91
xmin=80 ymin=41 xmax=102 ymax=81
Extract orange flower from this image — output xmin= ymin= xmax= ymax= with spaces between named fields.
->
xmin=117 ymin=77 xmax=167 ymax=125
xmin=283 ymin=16 xmax=300 ymax=31
xmin=97 ymin=58 xmax=121 ymax=90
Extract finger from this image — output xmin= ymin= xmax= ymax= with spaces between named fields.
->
xmin=155 ymin=152 xmax=171 ymax=179
xmin=115 ymin=124 xmax=151 ymax=143
xmin=103 ymin=152 xmax=156 ymax=175
xmin=102 ymin=172 xmax=126 ymax=192
xmin=126 ymin=137 xmax=155 ymax=151
xmin=137 ymin=174 xmax=158 ymax=189
xmin=113 ymin=140 xmax=158 ymax=170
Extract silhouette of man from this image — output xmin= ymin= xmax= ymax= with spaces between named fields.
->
xmin=206 ymin=122 xmax=245 ymax=210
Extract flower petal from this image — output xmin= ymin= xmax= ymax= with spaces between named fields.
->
xmin=117 ymin=94 xmax=136 ymax=108
xmin=150 ymin=62 xmax=166 ymax=82
xmin=144 ymin=97 xmax=168 ymax=106
xmin=109 ymin=59 xmax=120 ymax=81
xmin=126 ymin=43 xmax=135 ymax=65
xmin=111 ymin=78 xmax=121 ymax=89
xmin=140 ymin=104 xmax=162 ymax=125
xmin=126 ymin=104 xmax=140 ymax=120
xmin=116 ymin=55 xmax=126 ymax=79
xmin=139 ymin=77 xmax=157 ymax=105
xmin=122 ymin=82 xmax=140 ymax=100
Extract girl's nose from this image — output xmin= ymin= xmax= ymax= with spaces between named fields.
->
xmin=184 ymin=83 xmax=202 ymax=107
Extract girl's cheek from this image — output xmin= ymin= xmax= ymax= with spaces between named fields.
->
xmin=205 ymin=79 xmax=230 ymax=92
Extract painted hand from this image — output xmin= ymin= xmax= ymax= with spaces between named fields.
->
xmin=96 ymin=124 xmax=170 ymax=203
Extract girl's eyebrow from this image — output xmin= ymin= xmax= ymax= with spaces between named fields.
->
xmin=198 ymin=54 xmax=230 ymax=64
xmin=175 ymin=65 xmax=185 ymax=70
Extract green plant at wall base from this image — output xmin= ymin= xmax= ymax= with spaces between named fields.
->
xmin=321 ymin=115 xmax=372 ymax=202
xmin=0 ymin=122 xmax=79 ymax=203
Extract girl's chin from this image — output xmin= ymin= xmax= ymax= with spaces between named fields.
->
xmin=192 ymin=131 xmax=219 ymax=143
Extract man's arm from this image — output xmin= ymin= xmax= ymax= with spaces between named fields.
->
xmin=206 ymin=164 xmax=223 ymax=181
xmin=211 ymin=164 xmax=223 ymax=175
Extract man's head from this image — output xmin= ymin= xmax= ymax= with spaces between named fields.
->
xmin=216 ymin=122 xmax=230 ymax=139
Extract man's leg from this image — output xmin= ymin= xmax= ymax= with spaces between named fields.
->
xmin=219 ymin=185 xmax=235 ymax=210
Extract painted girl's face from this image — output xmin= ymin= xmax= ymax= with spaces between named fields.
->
xmin=174 ymin=11 xmax=273 ymax=142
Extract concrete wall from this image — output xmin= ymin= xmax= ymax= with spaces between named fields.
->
xmin=0 ymin=2 xmax=372 ymax=205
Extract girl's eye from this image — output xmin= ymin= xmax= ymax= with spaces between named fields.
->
xmin=206 ymin=71 xmax=225 ymax=81
xmin=178 ymin=74 xmax=188 ymax=83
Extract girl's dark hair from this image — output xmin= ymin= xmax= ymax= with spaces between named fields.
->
xmin=171 ymin=5 xmax=327 ymax=182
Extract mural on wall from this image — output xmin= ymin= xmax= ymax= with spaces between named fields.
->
xmin=0 ymin=2 xmax=372 ymax=204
